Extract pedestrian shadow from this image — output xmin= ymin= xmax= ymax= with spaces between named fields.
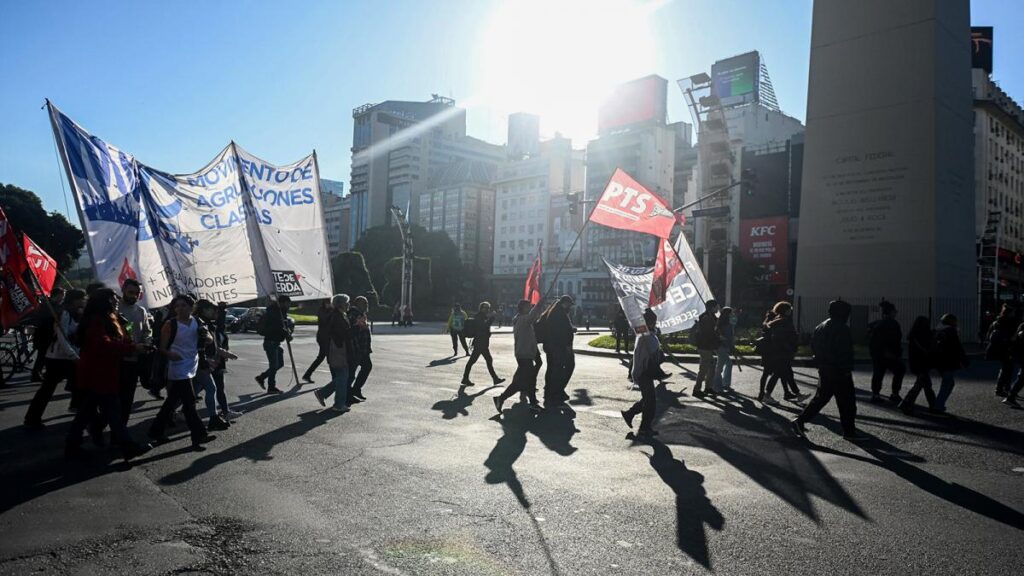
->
xmin=232 ymin=387 xmax=316 ymax=414
xmin=158 ymin=409 xmax=344 ymax=485
xmin=431 ymin=385 xmax=497 ymax=420
xmin=568 ymin=388 xmax=593 ymax=407
xmin=427 ymin=356 xmax=459 ymax=368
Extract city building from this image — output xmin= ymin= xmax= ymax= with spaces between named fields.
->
xmin=323 ymin=192 xmax=351 ymax=258
xmin=418 ymin=159 xmax=498 ymax=273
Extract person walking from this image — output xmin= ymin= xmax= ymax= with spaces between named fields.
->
xmin=194 ymin=300 xmax=235 ymax=431
xmin=541 ymin=295 xmax=576 ymax=408
xmin=462 ymin=302 xmax=504 ymax=387
xmin=868 ymin=301 xmax=906 ymax=404
xmin=213 ymin=302 xmax=242 ymax=420
xmin=791 ymin=300 xmax=862 ymax=440
xmin=147 ymin=294 xmax=215 ymax=451
xmin=762 ymin=302 xmax=803 ymax=403
xmin=402 ymin=305 xmax=413 ymax=327
xmin=493 ymin=299 xmax=544 ymax=414
xmin=24 ymin=289 xmax=86 ymax=430
xmin=933 ymin=314 xmax=968 ymax=413
xmin=255 ymin=295 xmax=292 ymax=394
xmin=313 ymin=294 xmax=354 ymax=412
xmin=29 ymin=287 xmax=64 ymax=382
xmin=1003 ymin=319 xmax=1024 ymax=407
xmin=621 ymin=308 xmax=661 ymax=437
xmin=692 ymin=300 xmax=721 ymax=398
xmin=347 ymin=296 xmax=373 ymax=401
xmin=985 ymin=304 xmax=1017 ymax=397
xmin=117 ymin=279 xmax=153 ymax=426
xmin=447 ymin=304 xmax=470 ymax=356
xmin=756 ymin=308 xmax=776 ymax=401
xmin=65 ymin=288 xmax=151 ymax=461
xmin=301 ymin=300 xmax=332 ymax=383
xmin=898 ymin=316 xmax=937 ymax=415
xmin=714 ymin=307 xmax=736 ymax=392
xmin=613 ymin=305 xmax=631 ymax=355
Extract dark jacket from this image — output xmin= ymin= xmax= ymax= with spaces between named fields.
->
xmin=985 ymin=316 xmax=1015 ymax=361
xmin=906 ymin=327 xmax=933 ymax=376
xmin=869 ymin=317 xmax=903 ymax=359
xmin=262 ymin=302 xmax=290 ymax=343
xmin=544 ymin=306 xmax=575 ymax=350
xmin=811 ymin=318 xmax=854 ymax=374
xmin=766 ymin=316 xmax=798 ymax=363
xmin=934 ymin=325 xmax=967 ymax=372
xmin=325 ymin=308 xmax=353 ymax=359
xmin=472 ymin=314 xmax=494 ymax=349
xmin=694 ymin=311 xmax=721 ymax=351
xmin=315 ymin=306 xmax=331 ymax=347
xmin=347 ymin=306 xmax=372 ymax=358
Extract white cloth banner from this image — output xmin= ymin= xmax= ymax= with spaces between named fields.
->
xmin=48 ymin=103 xmax=332 ymax=308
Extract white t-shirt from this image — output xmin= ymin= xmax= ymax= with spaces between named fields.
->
xmin=167 ymin=317 xmax=200 ymax=380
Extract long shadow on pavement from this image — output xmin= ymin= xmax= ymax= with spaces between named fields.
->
xmin=431 ymin=385 xmax=497 ymax=420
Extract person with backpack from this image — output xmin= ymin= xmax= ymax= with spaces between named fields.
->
xmin=314 ymin=294 xmax=355 ymax=412
xmin=447 ymin=303 xmax=469 ymax=356
xmin=147 ymin=294 xmax=216 ymax=451
xmin=541 ymin=295 xmax=576 ymax=408
xmin=255 ymin=295 xmax=292 ymax=394
xmin=193 ymin=299 xmax=235 ymax=431
xmin=762 ymin=302 xmax=803 ymax=404
xmin=461 ymin=302 xmax=504 ymax=387
xmin=986 ymin=304 xmax=1017 ymax=397
xmin=347 ymin=296 xmax=373 ymax=402
xmin=898 ymin=316 xmax=937 ymax=415
xmin=301 ymin=299 xmax=332 ymax=383
xmin=24 ymin=289 xmax=86 ymax=430
xmin=933 ymin=313 xmax=968 ymax=413
xmin=692 ymin=299 xmax=721 ymax=398
xmin=868 ymin=301 xmax=906 ymax=404
xmin=493 ymin=298 xmax=545 ymax=414
xmin=791 ymin=300 xmax=862 ymax=440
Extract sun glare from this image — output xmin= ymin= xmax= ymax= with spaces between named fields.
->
xmin=477 ymin=0 xmax=657 ymax=144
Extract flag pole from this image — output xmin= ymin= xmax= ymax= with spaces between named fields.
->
xmin=663 ymin=232 xmax=709 ymax=308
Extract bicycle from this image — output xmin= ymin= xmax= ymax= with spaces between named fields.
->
xmin=0 ymin=324 xmax=37 ymax=381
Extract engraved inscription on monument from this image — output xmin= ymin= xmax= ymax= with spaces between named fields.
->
xmin=821 ymin=150 xmax=908 ymax=243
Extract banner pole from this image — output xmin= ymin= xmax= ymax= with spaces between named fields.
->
xmin=665 ymin=233 xmax=709 ymax=308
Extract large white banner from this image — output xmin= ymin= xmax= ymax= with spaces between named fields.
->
xmin=48 ymin=103 xmax=332 ymax=308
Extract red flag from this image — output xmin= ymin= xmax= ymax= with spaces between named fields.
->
xmin=589 ymin=168 xmax=676 ymax=239
xmin=0 ymin=208 xmax=41 ymax=328
xmin=524 ymin=244 xmax=543 ymax=305
xmin=649 ymin=236 xmax=683 ymax=307
xmin=22 ymin=234 xmax=58 ymax=296
xmin=118 ymin=257 xmax=138 ymax=288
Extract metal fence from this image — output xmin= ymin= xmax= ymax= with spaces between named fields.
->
xmin=794 ymin=296 xmax=981 ymax=344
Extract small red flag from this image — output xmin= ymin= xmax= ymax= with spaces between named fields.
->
xmin=22 ymin=234 xmax=58 ymax=296
xmin=524 ymin=244 xmax=543 ymax=305
xmin=118 ymin=257 xmax=138 ymax=288
xmin=589 ymin=168 xmax=676 ymax=239
xmin=0 ymin=208 xmax=41 ymax=329
xmin=649 ymin=237 xmax=683 ymax=307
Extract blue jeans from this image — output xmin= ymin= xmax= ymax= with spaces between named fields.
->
xmin=715 ymin=347 xmax=733 ymax=389
xmin=262 ymin=340 xmax=284 ymax=387
xmin=935 ymin=370 xmax=957 ymax=410
xmin=318 ymin=365 xmax=350 ymax=408
xmin=193 ymin=372 xmax=218 ymax=419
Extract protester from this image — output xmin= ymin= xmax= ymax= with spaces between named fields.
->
xmin=985 ymin=304 xmax=1017 ymax=397
xmin=762 ymin=302 xmax=802 ymax=404
xmin=462 ymin=302 xmax=504 ymax=387
xmin=541 ymin=295 xmax=575 ymax=408
xmin=714 ymin=306 xmax=735 ymax=392
xmin=347 ymin=296 xmax=373 ymax=401
xmin=494 ymin=298 xmax=544 ymax=414
xmin=147 ymin=294 xmax=215 ymax=450
xmin=613 ymin=305 xmax=631 ymax=355
xmin=118 ymin=279 xmax=153 ymax=425
xmin=214 ymin=303 xmax=242 ymax=420
xmin=620 ymin=308 xmax=661 ymax=437
xmin=756 ymin=308 xmax=776 ymax=401
xmin=898 ymin=316 xmax=937 ymax=415
xmin=24 ymin=289 xmax=85 ymax=430
xmin=868 ymin=300 xmax=905 ymax=404
xmin=791 ymin=300 xmax=862 ymax=440
xmin=313 ymin=294 xmax=354 ymax=412
xmin=402 ymin=304 xmax=413 ymax=327
xmin=447 ymin=303 xmax=470 ymax=356
xmin=933 ymin=313 xmax=968 ymax=413
xmin=255 ymin=295 xmax=292 ymax=394
xmin=194 ymin=299 xmax=234 ymax=431
xmin=692 ymin=299 xmax=721 ymax=397
xmin=65 ymin=288 xmax=150 ymax=460
xmin=301 ymin=299 xmax=332 ymax=383
xmin=1004 ymin=317 xmax=1024 ymax=407
xmin=391 ymin=304 xmax=401 ymax=327
xmin=29 ymin=287 xmax=64 ymax=382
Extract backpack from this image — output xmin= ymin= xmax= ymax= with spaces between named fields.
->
xmin=256 ymin=312 xmax=267 ymax=336
xmin=463 ymin=317 xmax=478 ymax=339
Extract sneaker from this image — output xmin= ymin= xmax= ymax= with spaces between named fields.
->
xmin=266 ymin=386 xmax=283 ymax=395
xmin=302 ymin=375 xmax=314 ymax=384
xmin=790 ymin=419 xmax=806 ymax=437
xmin=208 ymin=418 xmax=230 ymax=431
xmin=351 ymin=392 xmax=366 ymax=401
xmin=329 ymin=406 xmax=350 ymax=413
xmin=1003 ymin=396 xmax=1020 ymax=407
xmin=147 ymin=388 xmax=164 ymax=400
xmin=783 ymin=393 xmax=798 ymax=401
xmin=493 ymin=377 xmax=506 ymax=385
xmin=314 ymin=389 xmax=326 ymax=407
xmin=223 ymin=409 xmax=243 ymax=419
xmin=763 ymin=396 xmax=779 ymax=406
xmin=620 ymin=410 xmax=635 ymax=429
xmin=461 ymin=379 xmax=474 ymax=387
xmin=692 ymin=390 xmax=705 ymax=398
xmin=528 ymin=403 xmax=543 ymax=414
xmin=900 ymin=404 xmax=915 ymax=415
xmin=255 ymin=374 xmax=266 ymax=389
xmin=493 ymin=397 xmax=504 ymax=415
xmin=346 ymin=396 xmax=363 ymax=405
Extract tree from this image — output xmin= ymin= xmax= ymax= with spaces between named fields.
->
xmin=380 ymin=256 xmax=432 ymax=309
xmin=1 ymin=183 xmax=84 ymax=270
xmin=352 ymin=223 xmax=463 ymax=306
xmin=331 ymin=251 xmax=378 ymax=303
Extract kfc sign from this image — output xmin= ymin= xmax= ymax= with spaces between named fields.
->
xmin=740 ymin=217 xmax=789 ymax=285
xmin=749 ymin=225 xmax=778 ymax=237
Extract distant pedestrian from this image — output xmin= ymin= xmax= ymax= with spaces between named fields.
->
xmin=714 ymin=307 xmax=736 ymax=391
xmin=402 ymin=305 xmax=413 ymax=327
xmin=541 ymin=295 xmax=576 ymax=408
xmin=898 ymin=316 xmax=937 ymax=415
xmin=347 ymin=296 xmax=373 ymax=402
xmin=692 ymin=300 xmax=721 ymax=398
xmin=301 ymin=300 xmax=332 ymax=383
xmin=621 ymin=308 xmax=661 ymax=437
xmin=933 ymin=314 xmax=968 ymax=413
xmin=494 ymin=299 xmax=544 ymax=414
xmin=756 ymin=309 xmax=776 ymax=400
xmin=24 ymin=289 xmax=85 ymax=430
xmin=462 ymin=302 xmax=504 ymax=387
xmin=762 ymin=302 xmax=802 ymax=403
xmin=314 ymin=294 xmax=354 ymax=412
xmin=447 ymin=304 xmax=470 ymax=356
xmin=391 ymin=304 xmax=401 ymax=327
xmin=985 ymin=304 xmax=1017 ymax=397
xmin=868 ymin=300 xmax=905 ymax=404
xmin=1003 ymin=319 xmax=1024 ymax=408
xmin=791 ymin=300 xmax=861 ymax=440
xmin=613 ymin=305 xmax=631 ymax=355
xmin=255 ymin=295 xmax=292 ymax=394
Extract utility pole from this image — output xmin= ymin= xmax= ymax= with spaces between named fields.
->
xmin=390 ymin=205 xmax=413 ymax=316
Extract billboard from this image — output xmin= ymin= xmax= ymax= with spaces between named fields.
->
xmin=711 ymin=51 xmax=760 ymax=107
xmin=739 ymin=217 xmax=789 ymax=285
xmin=597 ymin=75 xmax=668 ymax=135
xmin=971 ymin=27 xmax=993 ymax=73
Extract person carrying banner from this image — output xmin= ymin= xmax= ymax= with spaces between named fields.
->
xmin=301 ymin=300 xmax=332 ymax=383
xmin=313 ymin=294 xmax=354 ymax=412
xmin=692 ymin=300 xmax=721 ymax=398
xmin=255 ymin=295 xmax=292 ymax=394
xmin=494 ymin=299 xmax=544 ymax=414
xmin=117 ymin=279 xmax=152 ymax=426
xmin=447 ymin=304 xmax=470 ymax=356
xmin=621 ymin=308 xmax=661 ymax=437
xmin=542 ymin=295 xmax=576 ymax=408
xmin=29 ymin=287 xmax=65 ymax=382
xmin=868 ymin=300 xmax=906 ymax=404
xmin=24 ymin=289 xmax=85 ymax=430
xmin=347 ymin=296 xmax=373 ymax=402
xmin=462 ymin=302 xmax=504 ymax=387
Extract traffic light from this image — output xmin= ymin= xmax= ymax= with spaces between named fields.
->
xmin=567 ymin=192 xmax=580 ymax=215
xmin=741 ymin=168 xmax=757 ymax=196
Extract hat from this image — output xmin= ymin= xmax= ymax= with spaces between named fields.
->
xmin=559 ymin=295 xmax=575 ymax=305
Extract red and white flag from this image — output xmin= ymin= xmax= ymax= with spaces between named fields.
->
xmin=524 ymin=243 xmax=543 ymax=305
xmin=589 ymin=168 xmax=676 ymax=239
xmin=22 ymin=234 xmax=58 ymax=296
xmin=649 ymin=236 xmax=683 ymax=307
xmin=0 ymin=208 xmax=41 ymax=328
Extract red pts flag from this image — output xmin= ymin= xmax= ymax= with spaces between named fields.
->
xmin=22 ymin=234 xmax=58 ymax=296
xmin=523 ymin=245 xmax=543 ymax=305
xmin=0 ymin=208 xmax=41 ymax=329
xmin=649 ymin=237 xmax=683 ymax=307
xmin=589 ymin=168 xmax=676 ymax=239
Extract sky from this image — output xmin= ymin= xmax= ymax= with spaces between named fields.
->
xmin=1 ymin=0 xmax=1021 ymax=221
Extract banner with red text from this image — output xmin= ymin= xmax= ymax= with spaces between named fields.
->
xmin=589 ymin=168 xmax=676 ymax=239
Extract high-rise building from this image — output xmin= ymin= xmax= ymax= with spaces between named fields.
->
xmin=323 ymin=194 xmax=351 ymax=258
xmin=418 ymin=159 xmax=498 ymax=273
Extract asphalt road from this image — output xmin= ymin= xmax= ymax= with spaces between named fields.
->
xmin=1 ymin=326 xmax=1022 ymax=575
